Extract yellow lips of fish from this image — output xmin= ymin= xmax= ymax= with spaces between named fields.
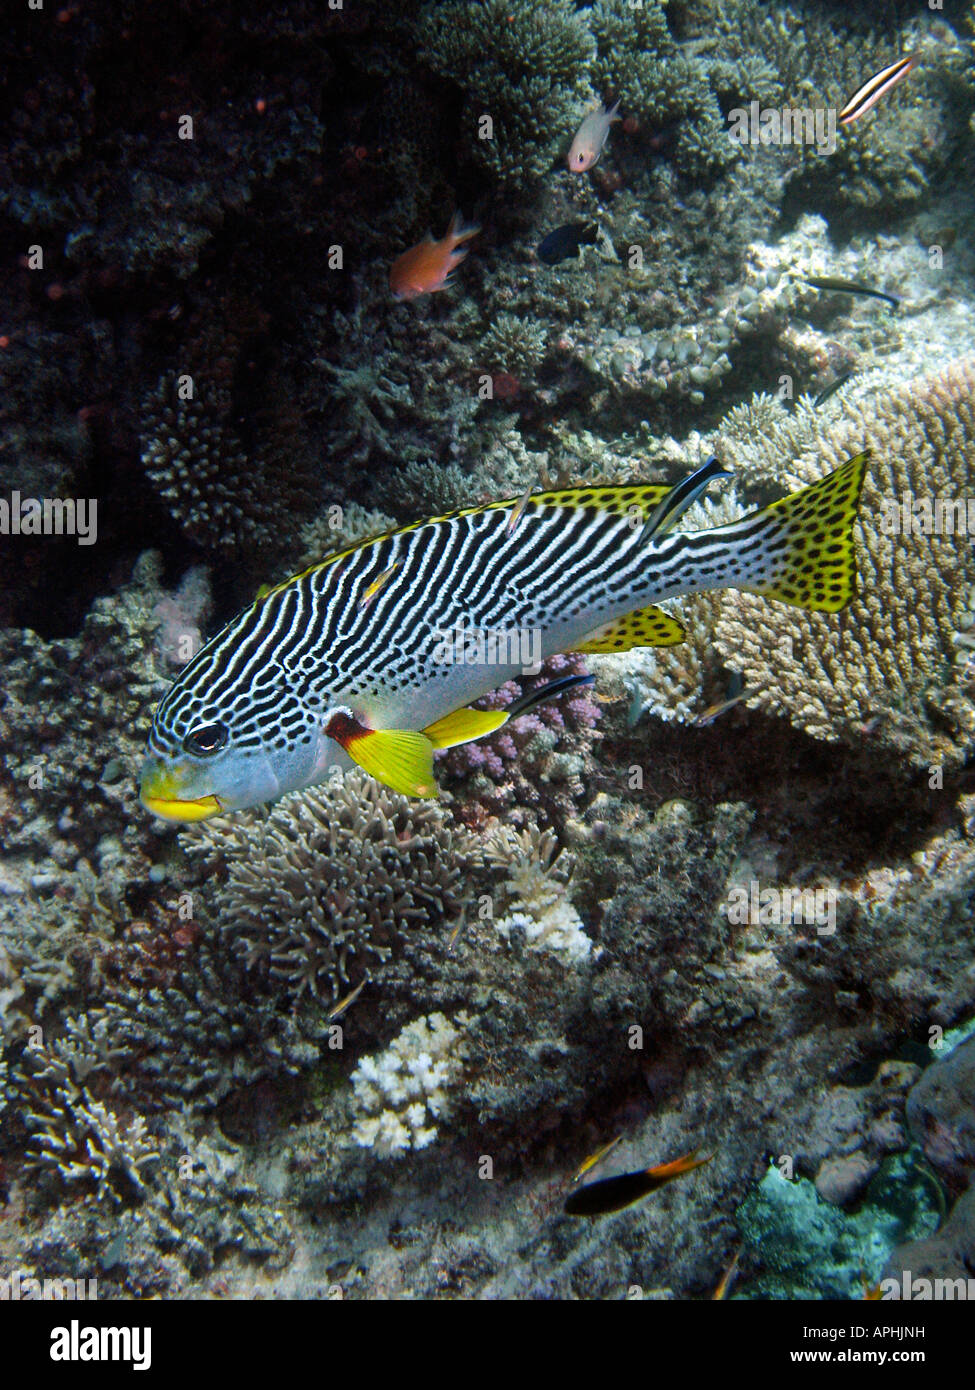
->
xmin=139 ymin=762 xmax=223 ymax=822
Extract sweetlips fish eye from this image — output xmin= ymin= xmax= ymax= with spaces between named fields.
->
xmin=182 ymin=722 xmax=230 ymax=757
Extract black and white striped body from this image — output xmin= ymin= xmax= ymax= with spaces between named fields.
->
xmin=148 ymin=498 xmax=764 ymax=759
xmin=141 ymin=454 xmax=867 ymax=815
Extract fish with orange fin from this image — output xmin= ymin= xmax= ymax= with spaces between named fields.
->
xmin=389 ymin=212 xmax=480 ymax=301
xmin=564 ymin=1148 xmax=713 ymax=1217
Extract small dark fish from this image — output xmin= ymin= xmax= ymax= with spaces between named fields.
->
xmin=804 ymin=276 xmax=900 ymax=310
xmin=638 ymin=456 xmax=732 ymax=547
xmin=839 ymin=55 xmax=916 ymax=126
xmin=814 ymin=370 xmax=857 ymax=408
xmin=537 ymin=222 xmax=599 ymax=266
xmin=564 ymin=1148 xmax=713 ymax=1217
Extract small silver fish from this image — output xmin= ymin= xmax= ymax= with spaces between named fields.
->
xmin=568 ymin=99 xmax=621 ymax=172
xmin=328 ymin=977 xmax=367 ymax=1020
xmin=692 ymin=688 xmax=757 ymax=727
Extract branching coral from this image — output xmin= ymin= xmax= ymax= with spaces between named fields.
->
xmin=349 ymin=1012 xmax=468 ymax=1157
xmin=695 ymin=1 xmax=970 ymax=217
xmin=184 ymin=773 xmax=482 ymax=1004
xmin=293 ymin=501 xmax=398 ymax=576
xmin=479 ymin=313 xmax=548 ymax=377
xmin=141 ymin=294 xmax=320 ymax=557
xmin=487 ymin=824 xmax=593 ymax=964
xmin=418 ymin=0 xmax=595 ymax=192
xmin=17 ymin=1015 xmax=156 ymax=1204
xmin=0 ymin=552 xmax=168 ymax=878
xmin=27 ymin=1090 xmax=159 ymax=1205
xmin=589 ymin=0 xmax=737 ymax=180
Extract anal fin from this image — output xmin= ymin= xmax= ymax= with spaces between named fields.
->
xmin=575 ymin=605 xmax=686 ymax=653
xmin=423 ymin=708 xmax=509 ymax=749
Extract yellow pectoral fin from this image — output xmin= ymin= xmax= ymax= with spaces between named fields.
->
xmin=344 ymin=728 xmax=438 ymax=798
xmin=422 ymin=707 xmax=509 ymax=749
xmin=575 ymin=604 xmax=687 ymax=653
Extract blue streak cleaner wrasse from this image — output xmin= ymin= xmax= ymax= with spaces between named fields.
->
xmin=141 ymin=453 xmax=869 ymax=820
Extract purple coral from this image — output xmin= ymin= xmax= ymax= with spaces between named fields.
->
xmin=439 ymin=653 xmax=601 ymax=824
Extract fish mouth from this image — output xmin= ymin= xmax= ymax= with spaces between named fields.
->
xmin=141 ymin=792 xmax=224 ymax=822
xmin=140 ymin=758 xmax=224 ymax=822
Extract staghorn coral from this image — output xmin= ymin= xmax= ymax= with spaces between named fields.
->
xmin=26 ymin=1090 xmax=159 ymax=1206
xmin=711 ymin=355 xmax=975 ymax=769
xmin=16 ymin=1017 xmax=156 ymax=1205
xmin=349 ymin=1012 xmax=468 ymax=1157
xmin=183 ymin=773 xmax=482 ymax=1004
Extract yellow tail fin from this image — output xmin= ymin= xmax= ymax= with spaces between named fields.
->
xmin=743 ymin=451 xmax=869 ymax=612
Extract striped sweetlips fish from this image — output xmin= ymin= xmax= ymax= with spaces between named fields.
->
xmin=140 ymin=451 xmax=868 ymax=821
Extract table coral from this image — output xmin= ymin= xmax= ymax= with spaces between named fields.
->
xmin=713 ymin=355 xmax=975 ymax=769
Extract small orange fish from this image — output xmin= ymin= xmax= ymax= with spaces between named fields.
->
xmin=389 ymin=212 xmax=480 ymax=301
xmin=568 ymin=99 xmax=621 ymax=172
